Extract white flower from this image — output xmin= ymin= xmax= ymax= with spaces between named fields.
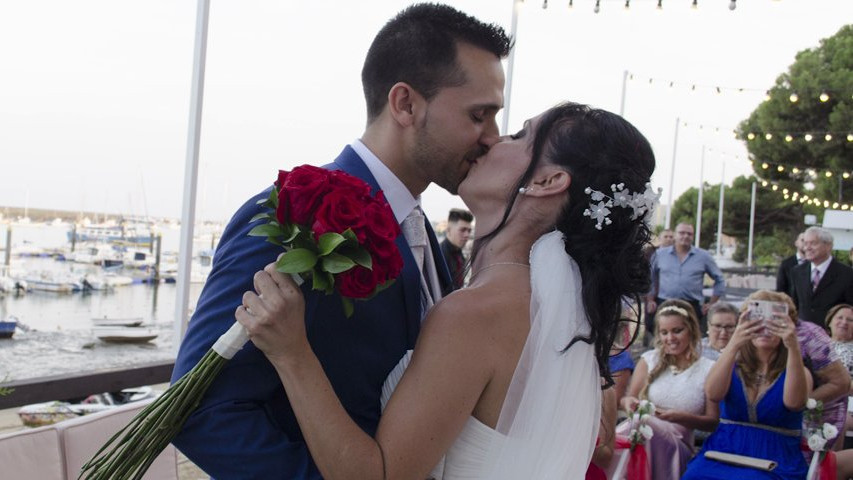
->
xmin=639 ymin=399 xmax=650 ymax=409
xmin=647 ymin=402 xmax=656 ymax=416
xmin=808 ymin=433 xmax=827 ymax=452
xmin=807 ymin=398 xmax=818 ymax=410
xmin=632 ymin=413 xmax=641 ymax=424
xmin=823 ymin=423 xmax=839 ymax=439
xmin=639 ymin=424 xmax=654 ymax=440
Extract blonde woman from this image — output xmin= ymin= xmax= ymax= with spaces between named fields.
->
xmin=619 ymin=299 xmax=719 ymax=480
xmin=682 ymin=290 xmax=810 ymax=479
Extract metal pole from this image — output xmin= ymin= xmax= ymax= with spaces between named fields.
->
xmin=501 ymin=0 xmax=521 ymax=135
xmin=4 ymin=226 xmax=11 ymax=267
xmin=619 ymin=70 xmax=628 ymax=117
xmin=664 ymin=117 xmax=680 ymax=230
xmin=716 ymin=161 xmax=726 ymax=257
xmin=174 ymin=0 xmax=210 ymax=353
xmin=747 ymin=181 xmax=756 ymax=268
xmin=695 ymin=145 xmax=705 ymax=247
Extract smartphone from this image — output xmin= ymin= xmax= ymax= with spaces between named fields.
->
xmin=747 ymin=300 xmax=788 ymax=327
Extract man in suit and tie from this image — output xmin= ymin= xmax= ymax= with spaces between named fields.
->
xmin=791 ymin=226 xmax=853 ymax=327
xmin=170 ymin=5 xmax=511 ymax=478
xmin=776 ymin=232 xmax=805 ymax=298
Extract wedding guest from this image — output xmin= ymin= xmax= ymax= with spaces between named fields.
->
xmin=440 ymin=208 xmax=473 ymax=291
xmin=682 ymin=290 xmax=811 ymax=480
xmin=619 ymin=299 xmax=719 ymax=480
xmin=646 ymin=222 xmax=726 ymax=333
xmin=826 ymin=303 xmax=853 ymax=451
xmin=776 ymin=232 xmax=805 ymax=299
xmin=701 ymin=302 xmax=739 ymax=361
xmin=789 ymin=226 xmax=853 ymax=328
xmin=658 ymin=229 xmax=674 ymax=248
xmin=612 ymin=301 xmax=640 ymax=407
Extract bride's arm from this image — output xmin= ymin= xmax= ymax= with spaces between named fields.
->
xmin=238 ymin=263 xmax=498 ymax=480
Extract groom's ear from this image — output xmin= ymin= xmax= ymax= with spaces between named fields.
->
xmin=526 ymin=167 xmax=571 ymax=197
xmin=387 ymin=82 xmax=423 ymax=128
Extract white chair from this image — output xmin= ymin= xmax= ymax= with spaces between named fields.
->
xmin=57 ymin=398 xmax=178 ymax=480
xmin=0 ymin=423 xmax=66 ymax=479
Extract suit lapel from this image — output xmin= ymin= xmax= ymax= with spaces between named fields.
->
xmin=814 ymin=260 xmax=838 ymax=296
xmin=332 ymin=146 xmax=422 ymax=342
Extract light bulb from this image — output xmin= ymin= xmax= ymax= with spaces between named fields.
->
xmin=847 ymin=134 xmax=853 ymax=142
xmin=785 ymin=135 xmax=793 ymax=142
xmin=804 ymin=134 xmax=813 ymax=142
xmin=747 ymin=132 xmax=756 ymax=140
xmin=594 ymin=0 xmax=600 ymax=13
xmin=761 ymin=181 xmax=768 ymax=187
xmin=765 ymin=133 xmax=773 ymax=140
xmin=819 ymin=92 xmax=829 ymax=102
xmin=825 ymin=134 xmax=833 ymax=141
xmin=777 ymin=165 xmax=785 ymax=172
xmin=833 ymin=202 xmax=839 ymax=209
xmin=764 ymin=91 xmax=771 ymax=102
xmin=761 ymin=163 xmax=769 ymax=169
xmin=824 ymin=201 xmax=830 ymax=208
xmin=789 ymin=93 xmax=799 ymax=103
xmin=772 ymin=185 xmax=778 ymax=191
xmin=542 ymin=0 xmax=548 ymax=9
xmin=792 ymin=168 xmax=800 ymax=174
xmin=825 ymin=171 xmax=833 ymax=177
xmin=844 ymin=172 xmax=851 ymax=179
xmin=782 ymin=188 xmax=789 ymax=194
xmin=691 ymin=0 xmax=698 ymax=9
xmin=843 ymin=205 xmax=850 ymax=210
xmin=729 ymin=0 xmax=736 ymax=10
xmin=624 ymin=0 xmax=630 ymax=9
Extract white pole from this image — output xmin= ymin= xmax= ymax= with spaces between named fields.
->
xmin=716 ymin=161 xmax=726 ymax=257
xmin=695 ymin=145 xmax=705 ymax=247
xmin=619 ymin=70 xmax=628 ymax=117
xmin=174 ymin=0 xmax=210 ymax=353
xmin=501 ymin=0 xmax=521 ymax=135
xmin=747 ymin=181 xmax=757 ymax=268
xmin=664 ymin=117 xmax=680 ymax=230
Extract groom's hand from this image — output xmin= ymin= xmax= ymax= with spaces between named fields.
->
xmin=235 ymin=257 xmax=309 ymax=365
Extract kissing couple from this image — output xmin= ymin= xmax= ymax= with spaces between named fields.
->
xmin=172 ymin=3 xmax=657 ymax=479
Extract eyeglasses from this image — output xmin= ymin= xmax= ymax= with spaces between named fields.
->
xmin=709 ymin=324 xmax=736 ymax=333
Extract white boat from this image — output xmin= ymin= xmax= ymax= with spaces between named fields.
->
xmin=93 ymin=326 xmax=158 ymax=343
xmin=21 ymin=271 xmax=81 ymax=293
xmin=92 ymin=316 xmax=144 ymax=327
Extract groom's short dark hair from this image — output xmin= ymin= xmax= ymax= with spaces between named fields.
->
xmin=362 ymin=3 xmax=511 ymax=123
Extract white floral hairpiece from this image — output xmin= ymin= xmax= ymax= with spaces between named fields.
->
xmin=582 ymin=182 xmax=662 ymax=230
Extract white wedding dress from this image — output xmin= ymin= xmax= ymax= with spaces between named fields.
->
xmin=380 ymin=231 xmax=601 ymax=480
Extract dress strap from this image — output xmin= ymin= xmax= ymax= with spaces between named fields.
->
xmin=719 ymin=418 xmax=801 ymax=437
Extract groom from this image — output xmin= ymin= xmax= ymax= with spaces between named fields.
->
xmin=171 ymin=4 xmax=510 ymax=478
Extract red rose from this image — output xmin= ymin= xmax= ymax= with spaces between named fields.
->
xmin=358 ymin=193 xmax=400 ymax=244
xmin=312 ymin=190 xmax=368 ymax=242
xmin=275 ymin=169 xmax=289 ymax=189
xmin=328 ymin=170 xmax=371 ymax=197
xmin=281 ymin=165 xmax=331 ymax=225
xmin=336 ymin=265 xmax=379 ymax=299
xmin=368 ymin=237 xmax=403 ymax=283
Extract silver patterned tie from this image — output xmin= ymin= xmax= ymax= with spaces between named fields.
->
xmin=401 ymin=206 xmax=437 ymax=317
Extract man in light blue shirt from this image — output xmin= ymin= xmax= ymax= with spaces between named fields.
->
xmin=646 ymin=222 xmax=726 ymax=333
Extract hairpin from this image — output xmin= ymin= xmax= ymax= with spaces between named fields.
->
xmin=582 ymin=182 xmax=662 ymax=230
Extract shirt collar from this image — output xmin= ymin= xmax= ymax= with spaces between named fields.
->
xmin=351 ymin=139 xmax=418 ymax=224
xmin=811 ymin=256 xmax=832 ymax=275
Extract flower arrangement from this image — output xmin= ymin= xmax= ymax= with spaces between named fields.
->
xmin=79 ymin=166 xmax=403 ymax=480
xmin=629 ymin=399 xmax=655 ymax=451
xmin=804 ymin=398 xmax=838 ymax=453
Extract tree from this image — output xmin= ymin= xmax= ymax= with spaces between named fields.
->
xmin=670 ymin=175 xmax=803 ymax=265
xmin=738 ymin=25 xmax=853 ymax=206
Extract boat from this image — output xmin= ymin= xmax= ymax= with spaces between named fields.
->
xmin=93 ymin=326 xmax=158 ymax=343
xmin=0 ymin=316 xmax=18 ymax=339
xmin=91 ymin=316 xmax=144 ymax=327
xmin=17 ymin=387 xmax=159 ymax=427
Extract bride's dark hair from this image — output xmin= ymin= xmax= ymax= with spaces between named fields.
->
xmin=473 ymin=102 xmax=655 ymax=387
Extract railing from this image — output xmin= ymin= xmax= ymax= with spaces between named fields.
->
xmin=0 ymin=360 xmax=174 ymax=410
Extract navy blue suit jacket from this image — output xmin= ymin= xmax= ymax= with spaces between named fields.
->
xmin=171 ymin=146 xmax=451 ymax=479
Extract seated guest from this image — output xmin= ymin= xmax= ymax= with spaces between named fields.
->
xmin=683 ymin=290 xmax=811 ymax=480
xmin=612 ymin=302 xmax=641 ymax=408
xmin=826 ymin=303 xmax=853 ymax=451
xmin=439 ymin=208 xmax=473 ymax=291
xmin=827 ymin=304 xmax=853 ymax=375
xmin=702 ymin=302 xmax=739 ymax=361
xmin=618 ymin=299 xmax=719 ymax=480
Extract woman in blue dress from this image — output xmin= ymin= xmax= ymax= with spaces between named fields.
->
xmin=683 ymin=290 xmax=811 ymax=479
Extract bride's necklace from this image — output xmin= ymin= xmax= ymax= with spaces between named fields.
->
xmin=471 ymin=262 xmax=530 ymax=280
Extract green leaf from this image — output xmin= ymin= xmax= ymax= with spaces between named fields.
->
xmin=341 ymin=297 xmax=354 ymax=318
xmin=250 ymin=212 xmax=273 ymax=223
xmin=265 ymin=237 xmax=284 ymax=247
xmin=275 ymin=248 xmax=318 ymax=273
xmin=312 ymin=270 xmax=334 ymax=293
xmin=318 ymin=232 xmax=347 ymax=256
xmin=292 ymin=232 xmax=318 ymax=252
xmin=248 ymin=224 xmax=283 ymax=237
xmin=349 ymin=247 xmax=372 ymax=269
xmin=268 ymin=187 xmax=279 ymax=209
xmin=342 ymin=228 xmax=358 ymax=243
xmin=321 ymin=253 xmax=356 ymax=274
xmin=281 ymin=224 xmax=300 ymax=244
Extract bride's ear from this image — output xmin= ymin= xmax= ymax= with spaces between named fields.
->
xmin=524 ymin=167 xmax=571 ymax=198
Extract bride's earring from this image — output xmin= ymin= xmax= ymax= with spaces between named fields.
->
xmin=518 ymin=186 xmax=529 ymax=195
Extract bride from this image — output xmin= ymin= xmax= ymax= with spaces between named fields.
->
xmin=236 ymin=102 xmax=657 ymax=479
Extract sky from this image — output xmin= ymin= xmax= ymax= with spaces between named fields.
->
xmin=1 ymin=0 xmax=851 ymax=225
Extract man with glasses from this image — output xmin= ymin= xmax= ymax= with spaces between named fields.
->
xmin=701 ymin=302 xmax=739 ymax=361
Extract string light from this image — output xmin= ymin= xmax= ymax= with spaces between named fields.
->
xmin=805 ymin=134 xmax=813 ymax=142
xmin=749 ymin=159 xmax=853 ymax=181
xmin=789 ymin=93 xmax=799 ymax=103
xmin=740 ymin=130 xmax=851 ymax=143
xmin=691 ymin=0 xmax=698 ymax=9
xmin=594 ymin=0 xmax=600 ymax=13
xmin=542 ymin=0 xmax=548 ymax=9
xmin=758 ymin=179 xmax=850 ymax=211
xmin=729 ymin=0 xmax=736 ymax=10
xmin=825 ymin=134 xmax=833 ymax=141
xmin=820 ymin=92 xmax=830 ymax=102
xmin=624 ymin=0 xmax=630 ymax=9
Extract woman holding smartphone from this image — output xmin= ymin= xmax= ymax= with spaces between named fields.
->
xmin=682 ymin=290 xmax=811 ymax=479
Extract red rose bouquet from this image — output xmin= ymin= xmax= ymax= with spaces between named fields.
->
xmin=80 ymin=166 xmax=403 ymax=479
